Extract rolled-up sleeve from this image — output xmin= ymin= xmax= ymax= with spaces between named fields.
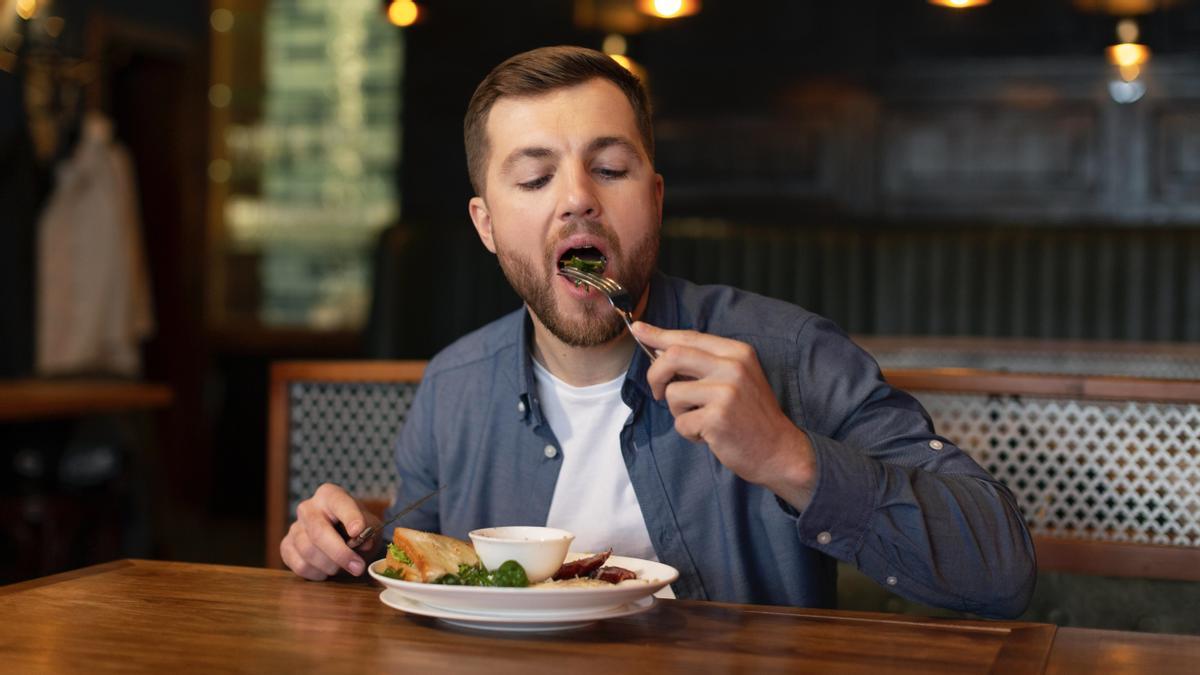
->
xmin=791 ymin=317 xmax=1037 ymax=618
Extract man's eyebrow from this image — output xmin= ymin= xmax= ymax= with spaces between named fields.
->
xmin=587 ymin=136 xmax=642 ymax=158
xmin=500 ymin=146 xmax=556 ymax=174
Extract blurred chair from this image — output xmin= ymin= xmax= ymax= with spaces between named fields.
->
xmin=840 ymin=367 xmax=1200 ymax=633
xmin=265 ymin=360 xmax=426 ymax=569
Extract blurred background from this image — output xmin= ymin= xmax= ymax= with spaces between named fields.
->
xmin=1 ymin=0 xmax=1197 ymax=586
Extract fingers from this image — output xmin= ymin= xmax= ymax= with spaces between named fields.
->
xmin=280 ymin=521 xmax=340 ymax=580
xmin=632 ymin=322 xmax=753 ymax=360
xmin=661 ymin=379 xmax=725 ymax=419
xmin=302 ymin=487 xmax=367 ymax=571
xmin=320 ymin=483 xmax=369 ymax=540
xmin=646 ymin=344 xmax=751 ymax=402
xmin=285 ymin=483 xmax=370 ymax=579
xmin=672 ymin=407 xmax=708 ymax=443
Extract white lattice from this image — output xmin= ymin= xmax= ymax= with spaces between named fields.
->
xmin=287 ymin=381 xmax=418 ymax=519
xmin=915 ymin=392 xmax=1200 ymax=547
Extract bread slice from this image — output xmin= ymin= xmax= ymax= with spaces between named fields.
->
xmin=385 ymin=527 xmax=480 ymax=582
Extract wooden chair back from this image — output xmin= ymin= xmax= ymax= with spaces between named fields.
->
xmin=883 ymin=367 xmax=1200 ymax=582
xmin=265 ymin=361 xmax=426 ymax=569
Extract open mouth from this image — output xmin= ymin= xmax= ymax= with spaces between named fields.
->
xmin=557 ymin=246 xmax=607 ymax=275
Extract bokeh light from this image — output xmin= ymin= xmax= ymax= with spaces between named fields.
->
xmin=387 ymin=0 xmax=419 ymax=27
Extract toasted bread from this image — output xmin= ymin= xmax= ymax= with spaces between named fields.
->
xmin=385 ymin=527 xmax=480 ymax=582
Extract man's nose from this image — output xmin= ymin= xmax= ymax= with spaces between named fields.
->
xmin=558 ymin=165 xmax=600 ymax=221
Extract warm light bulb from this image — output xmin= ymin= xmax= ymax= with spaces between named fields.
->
xmin=928 ymin=0 xmax=991 ymax=7
xmin=1116 ymin=18 xmax=1139 ymax=42
xmin=387 ymin=0 xmax=419 ymax=27
xmin=602 ymin=33 xmax=627 ymax=56
xmin=637 ymin=0 xmax=699 ymax=19
xmin=1107 ymin=42 xmax=1150 ymax=67
xmin=16 ymin=0 xmax=37 ymax=20
xmin=655 ymin=0 xmax=683 ymax=16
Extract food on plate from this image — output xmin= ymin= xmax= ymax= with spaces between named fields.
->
xmin=552 ymin=549 xmax=612 ymax=580
xmin=432 ymin=560 xmax=529 ymax=587
xmin=378 ymin=528 xmax=645 ymax=588
xmin=548 ymin=549 xmax=636 ymax=584
xmin=593 ymin=566 xmax=638 ymax=583
xmin=381 ymin=527 xmax=481 ymax=582
xmin=530 ymin=577 xmax=613 ymax=589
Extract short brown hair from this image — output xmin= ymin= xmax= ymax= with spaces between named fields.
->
xmin=464 ymin=45 xmax=654 ymax=197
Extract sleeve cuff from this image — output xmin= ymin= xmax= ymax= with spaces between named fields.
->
xmin=792 ymin=430 xmax=880 ymax=561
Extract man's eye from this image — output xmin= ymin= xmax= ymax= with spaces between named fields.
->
xmin=518 ymin=175 xmax=551 ymax=191
xmin=595 ymin=168 xmax=628 ymax=180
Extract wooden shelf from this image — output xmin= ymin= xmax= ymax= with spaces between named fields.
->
xmin=0 ymin=380 xmax=174 ymax=422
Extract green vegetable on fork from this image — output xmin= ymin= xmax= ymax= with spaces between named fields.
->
xmin=560 ymin=254 xmax=607 ymax=289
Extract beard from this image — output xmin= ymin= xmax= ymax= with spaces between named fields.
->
xmin=495 ymin=219 xmax=659 ymax=348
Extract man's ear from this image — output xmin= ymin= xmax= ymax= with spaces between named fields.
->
xmin=468 ymin=196 xmax=497 ymax=254
xmin=654 ymin=173 xmax=664 ymax=226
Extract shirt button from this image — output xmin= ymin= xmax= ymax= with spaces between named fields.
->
xmin=517 ymin=400 xmax=526 ymax=413
xmin=543 ymin=444 xmax=557 ymax=459
xmin=817 ymin=531 xmax=832 ymax=545
xmin=929 ymin=440 xmax=944 ymax=451
xmin=887 ymin=575 xmax=898 ymax=586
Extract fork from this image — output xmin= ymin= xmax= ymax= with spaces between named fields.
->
xmin=558 ymin=266 xmax=657 ymax=362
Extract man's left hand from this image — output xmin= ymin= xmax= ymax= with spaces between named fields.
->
xmin=631 ymin=321 xmax=817 ymax=509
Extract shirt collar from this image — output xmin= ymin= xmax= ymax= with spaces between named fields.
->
xmin=513 ymin=271 xmax=682 ymax=424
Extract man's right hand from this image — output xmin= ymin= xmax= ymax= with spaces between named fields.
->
xmin=280 ymin=483 xmax=382 ymax=580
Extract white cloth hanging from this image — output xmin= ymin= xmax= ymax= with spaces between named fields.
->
xmin=36 ymin=112 xmax=154 ymax=377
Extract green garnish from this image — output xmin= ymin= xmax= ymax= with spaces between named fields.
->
xmin=387 ymin=543 xmax=413 ymax=566
xmin=379 ymin=567 xmax=402 ymax=579
xmin=432 ymin=560 xmax=528 ymax=587
xmin=491 ymin=560 xmax=530 ymax=588
xmin=561 ymin=254 xmax=606 ymax=275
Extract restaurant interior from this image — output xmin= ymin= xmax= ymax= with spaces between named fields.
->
xmin=2 ymin=0 xmax=1199 ymax=662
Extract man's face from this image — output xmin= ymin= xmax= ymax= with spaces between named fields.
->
xmin=468 ymin=78 xmax=664 ymax=347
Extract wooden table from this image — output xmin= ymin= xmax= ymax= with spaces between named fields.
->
xmin=2 ymin=560 xmax=1196 ymax=674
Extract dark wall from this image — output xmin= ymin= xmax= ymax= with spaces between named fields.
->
xmin=382 ymin=0 xmax=1200 ymax=355
xmin=400 ymin=1 xmax=587 ymax=222
xmin=398 ymin=0 xmax=1200 ymax=223
xmin=0 ymin=68 xmax=39 ymax=378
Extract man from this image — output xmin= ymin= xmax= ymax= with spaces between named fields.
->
xmin=282 ymin=46 xmax=1035 ymax=617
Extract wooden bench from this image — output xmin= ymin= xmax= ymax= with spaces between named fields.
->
xmin=839 ymin=367 xmax=1200 ymax=633
xmin=263 ymin=359 xmax=1200 ymax=632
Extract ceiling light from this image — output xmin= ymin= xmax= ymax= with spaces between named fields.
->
xmin=637 ymin=0 xmax=700 ymax=19
xmin=927 ymin=0 xmax=991 ymax=7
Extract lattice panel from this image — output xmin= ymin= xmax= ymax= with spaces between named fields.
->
xmin=287 ymin=381 xmax=418 ymax=519
xmin=914 ymin=392 xmax=1200 ymax=547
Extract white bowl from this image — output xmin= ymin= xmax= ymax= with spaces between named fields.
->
xmin=468 ymin=526 xmax=574 ymax=583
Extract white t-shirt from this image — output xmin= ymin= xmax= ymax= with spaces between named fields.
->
xmin=535 ymin=360 xmax=658 ymax=560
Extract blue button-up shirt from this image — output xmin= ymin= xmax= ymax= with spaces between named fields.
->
xmin=385 ymin=272 xmax=1036 ymax=617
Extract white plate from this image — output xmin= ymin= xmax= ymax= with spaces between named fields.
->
xmin=379 ymin=589 xmax=656 ymax=632
xmin=368 ymin=553 xmax=678 ymax=617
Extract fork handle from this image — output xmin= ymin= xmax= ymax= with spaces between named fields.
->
xmin=345 ymin=525 xmax=377 ymax=550
xmin=617 ymin=310 xmax=657 ymax=362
